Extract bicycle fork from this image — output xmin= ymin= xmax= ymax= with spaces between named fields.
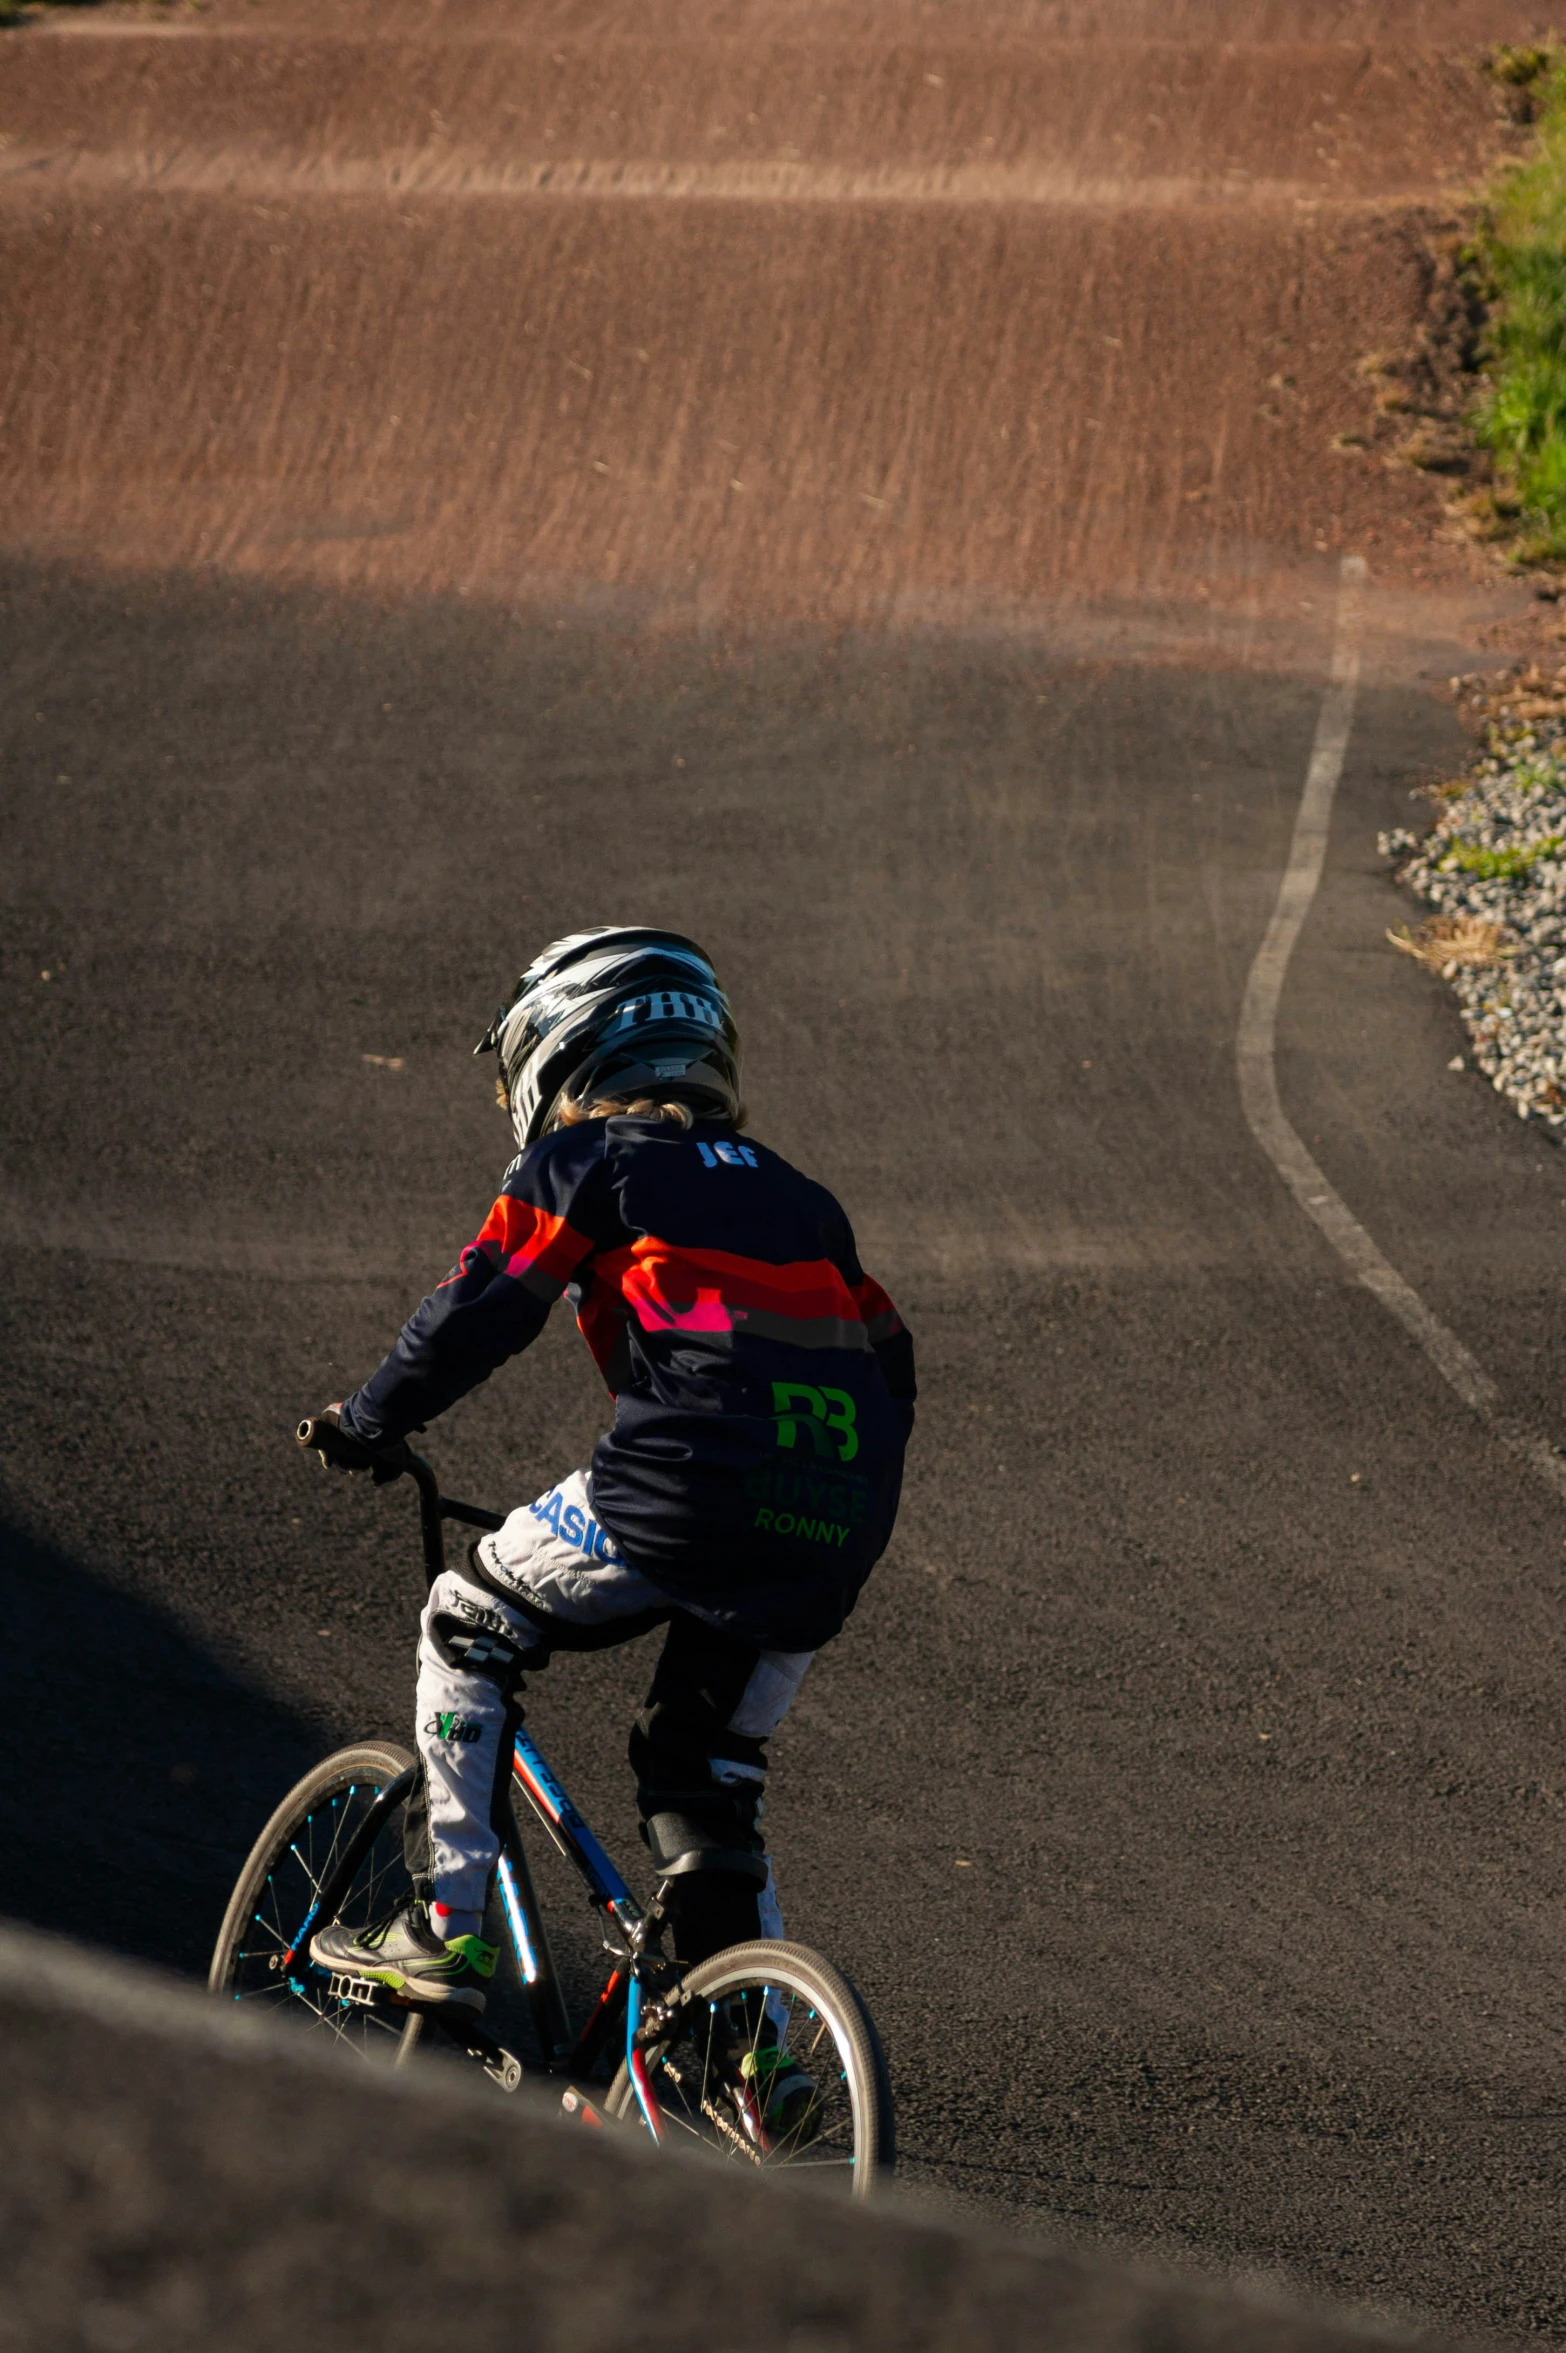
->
xmin=624 ymin=1967 xmax=664 ymax=2143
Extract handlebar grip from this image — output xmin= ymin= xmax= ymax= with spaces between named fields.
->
xmin=297 ymin=1414 xmax=410 ymax=1483
xmin=298 ymin=1414 xmax=373 ymax=1467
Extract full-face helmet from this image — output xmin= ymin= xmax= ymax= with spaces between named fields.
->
xmin=475 ymin=928 xmax=741 ymax=1151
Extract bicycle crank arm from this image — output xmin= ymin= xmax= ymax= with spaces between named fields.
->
xmin=423 ymin=2008 xmax=525 ymax=2092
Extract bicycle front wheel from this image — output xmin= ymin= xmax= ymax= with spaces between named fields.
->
xmin=605 ymin=1939 xmax=893 ymax=2194
xmin=209 ymin=1741 xmax=424 ymax=2061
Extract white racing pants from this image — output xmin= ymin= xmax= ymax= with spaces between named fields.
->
xmin=409 ymin=1469 xmax=813 ymax=1955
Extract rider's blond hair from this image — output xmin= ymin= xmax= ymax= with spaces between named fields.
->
xmin=554 ymin=1092 xmax=747 ymax=1132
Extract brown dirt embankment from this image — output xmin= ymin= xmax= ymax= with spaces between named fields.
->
xmin=0 ymin=1 xmax=1550 ymax=639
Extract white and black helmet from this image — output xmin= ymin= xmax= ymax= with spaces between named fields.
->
xmin=475 ymin=928 xmax=742 ymax=1151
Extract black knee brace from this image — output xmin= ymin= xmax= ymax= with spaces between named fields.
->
xmin=639 ymin=1789 xmax=769 ymax=1884
xmin=660 ymin=1870 xmax=763 ymax=1967
xmin=629 ymin=1716 xmax=769 ymax=1885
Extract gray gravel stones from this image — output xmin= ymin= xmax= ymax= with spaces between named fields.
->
xmin=1380 ymin=696 xmax=1566 ymax=1131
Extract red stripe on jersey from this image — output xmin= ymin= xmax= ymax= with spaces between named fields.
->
xmin=575 ymin=1284 xmax=631 ymax=1383
xmin=851 ymin=1274 xmax=904 ymax=1332
xmin=595 ymin=1238 xmax=865 ymax=1335
xmin=438 ymin=1197 xmax=594 ymax=1291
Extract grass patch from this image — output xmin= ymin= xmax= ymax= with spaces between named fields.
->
xmin=1439 ymin=834 xmax=1562 ymax=878
xmin=1473 ymin=49 xmax=1566 ymax=561
xmin=0 ymin=0 xmax=106 ymax=21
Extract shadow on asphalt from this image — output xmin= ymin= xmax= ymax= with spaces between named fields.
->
xmin=0 ymin=1508 xmax=318 ymax=1976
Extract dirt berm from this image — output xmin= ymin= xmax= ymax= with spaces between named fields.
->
xmin=0 ymin=0 xmax=1556 ymax=640
xmin=0 ymin=1921 xmax=1435 ymax=2353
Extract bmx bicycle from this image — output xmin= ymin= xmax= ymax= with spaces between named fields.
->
xmin=208 ymin=1423 xmax=894 ymax=2192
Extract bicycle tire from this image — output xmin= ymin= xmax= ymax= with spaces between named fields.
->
xmin=604 ymin=1939 xmax=893 ymax=2194
xmin=209 ymin=1741 xmax=425 ymax=2063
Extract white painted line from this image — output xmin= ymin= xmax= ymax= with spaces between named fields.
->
xmin=1236 ymin=554 xmax=1566 ymax=1501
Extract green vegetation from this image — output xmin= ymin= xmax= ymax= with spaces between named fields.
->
xmin=1439 ymin=834 xmax=1562 ymax=879
xmin=1474 ymin=50 xmax=1566 ymax=561
xmin=1488 ymin=47 xmax=1555 ymax=88
xmin=0 ymin=0 xmax=104 ymax=21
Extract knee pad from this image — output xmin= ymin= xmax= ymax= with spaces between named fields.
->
xmin=427 ymin=1610 xmax=527 ymax=1692
xmin=642 ymin=1802 xmax=768 ymax=1884
xmin=631 ymin=1678 xmax=772 ymax=1881
xmin=637 ymin=1758 xmax=767 ymax=1883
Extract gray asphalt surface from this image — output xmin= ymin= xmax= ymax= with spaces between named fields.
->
xmin=7 ymin=556 xmax=1566 ymax=2342
xmin=1 ymin=1920 xmax=1426 ymax=2353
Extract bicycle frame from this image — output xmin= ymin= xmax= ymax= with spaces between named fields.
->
xmin=500 ymin=1729 xmax=666 ymax=2136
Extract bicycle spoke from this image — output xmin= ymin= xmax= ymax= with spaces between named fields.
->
xmin=220 ymin=1772 xmax=420 ymax=2058
xmin=696 ymin=2003 xmax=717 ymax=2120
xmin=286 ymin=1839 xmax=326 ymax=1904
xmin=630 ymin=1967 xmax=866 ymax=2182
xmin=314 ymin=1791 xmax=356 ymax=1888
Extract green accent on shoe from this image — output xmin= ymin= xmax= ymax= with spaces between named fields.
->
xmin=740 ymin=2046 xmax=793 ymax=2082
xmin=738 ymin=2044 xmax=820 ymax=2137
xmin=309 ymin=1909 xmax=496 ymax=2010
xmin=444 ymin=1934 xmax=498 ymax=1979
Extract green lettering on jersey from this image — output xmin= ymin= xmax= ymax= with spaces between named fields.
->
xmin=771 ymin=1381 xmax=858 ymax=1464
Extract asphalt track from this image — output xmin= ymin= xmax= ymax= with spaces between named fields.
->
xmin=8 ymin=4 xmax=1566 ymax=2346
xmin=0 ymin=1922 xmax=1437 ymax=2353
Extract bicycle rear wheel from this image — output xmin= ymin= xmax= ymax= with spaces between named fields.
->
xmin=209 ymin=1741 xmax=424 ymax=2061
xmin=604 ymin=1939 xmax=893 ymax=2194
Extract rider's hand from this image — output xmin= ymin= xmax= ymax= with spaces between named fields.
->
xmin=301 ymin=1405 xmax=410 ymax=1485
xmin=367 ymin=1434 xmax=412 ymax=1485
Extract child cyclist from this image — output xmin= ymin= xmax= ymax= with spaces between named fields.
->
xmin=307 ymin=928 xmax=916 ymax=2068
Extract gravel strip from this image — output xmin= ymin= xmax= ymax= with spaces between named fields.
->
xmin=1380 ymin=674 xmax=1566 ymax=1132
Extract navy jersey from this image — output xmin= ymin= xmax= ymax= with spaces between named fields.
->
xmin=339 ymin=1117 xmax=915 ymax=1650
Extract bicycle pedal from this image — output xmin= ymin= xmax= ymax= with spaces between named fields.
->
xmin=327 ymin=1972 xmax=386 ymax=2010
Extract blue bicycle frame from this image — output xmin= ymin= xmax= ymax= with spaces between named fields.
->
xmin=501 ymin=1723 xmax=667 ymax=2139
